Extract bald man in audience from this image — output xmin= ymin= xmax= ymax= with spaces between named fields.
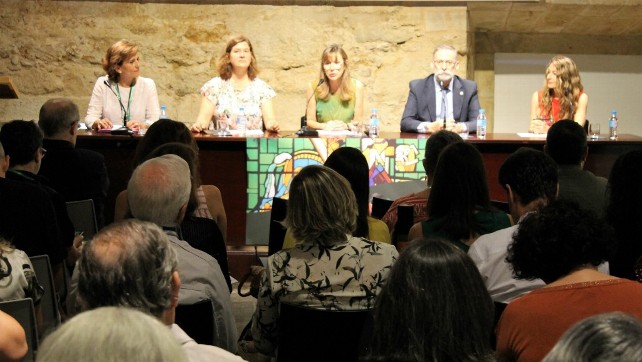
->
xmin=126 ymin=154 xmax=237 ymax=353
xmin=75 ymin=219 xmax=244 ymax=362
xmin=545 ymin=120 xmax=607 ymax=218
xmin=38 ymin=98 xmax=109 ymax=229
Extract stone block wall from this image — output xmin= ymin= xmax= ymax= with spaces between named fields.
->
xmin=0 ymin=0 xmax=470 ymax=132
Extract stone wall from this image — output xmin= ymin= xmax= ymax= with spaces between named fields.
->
xmin=0 ymin=0 xmax=470 ymax=132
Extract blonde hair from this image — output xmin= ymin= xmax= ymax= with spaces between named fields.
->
xmin=316 ymin=44 xmax=354 ymax=102
xmin=539 ymin=55 xmax=584 ymax=121
xmin=101 ymin=39 xmax=138 ymax=84
xmin=285 ymin=165 xmax=357 ymax=246
xmin=216 ymin=35 xmax=259 ymax=81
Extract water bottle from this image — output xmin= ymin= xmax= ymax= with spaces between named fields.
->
xmin=369 ymin=108 xmax=380 ymax=138
xmin=609 ymin=110 xmax=618 ymax=140
xmin=237 ymin=107 xmax=247 ymax=136
xmin=160 ymin=105 xmax=168 ymax=119
xmin=476 ymin=108 xmax=487 ymax=138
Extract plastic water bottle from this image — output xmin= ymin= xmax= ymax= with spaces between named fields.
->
xmin=369 ymin=108 xmax=380 ymax=138
xmin=609 ymin=110 xmax=618 ymax=140
xmin=160 ymin=105 xmax=168 ymax=119
xmin=237 ymin=107 xmax=247 ymax=136
xmin=476 ymin=108 xmax=487 ymax=138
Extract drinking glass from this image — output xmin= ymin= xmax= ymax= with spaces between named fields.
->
xmin=458 ymin=123 xmax=469 ymax=139
xmin=217 ymin=116 xmax=230 ymax=136
xmin=589 ymin=123 xmax=600 ymax=139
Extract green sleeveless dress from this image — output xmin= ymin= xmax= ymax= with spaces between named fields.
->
xmin=315 ymin=79 xmax=356 ymax=124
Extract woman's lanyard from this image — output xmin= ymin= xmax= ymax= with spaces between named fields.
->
xmin=115 ymin=83 xmax=135 ymax=122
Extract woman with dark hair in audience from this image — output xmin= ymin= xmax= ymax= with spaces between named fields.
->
xmin=115 ymin=119 xmax=227 ymax=239
xmin=606 ymin=150 xmax=642 ymax=280
xmin=496 ymin=200 xmax=642 ymax=361
xmin=408 ymin=142 xmax=511 ymax=252
xmin=282 ymin=147 xmax=390 ymax=248
xmin=248 ymin=165 xmax=398 ymax=356
xmin=363 ymin=238 xmax=494 ymax=362
xmin=543 ymin=312 xmax=642 ymax=362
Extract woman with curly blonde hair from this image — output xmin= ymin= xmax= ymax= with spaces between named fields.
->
xmin=529 ymin=55 xmax=588 ymax=134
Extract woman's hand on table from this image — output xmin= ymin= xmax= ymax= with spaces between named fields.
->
xmin=265 ymin=121 xmax=280 ymax=133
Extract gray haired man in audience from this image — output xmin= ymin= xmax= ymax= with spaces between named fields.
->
xmin=76 ymin=219 xmax=244 ymax=361
xmin=125 ymin=154 xmax=238 ymax=353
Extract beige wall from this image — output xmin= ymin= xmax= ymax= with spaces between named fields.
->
xmin=0 ymin=0 xmax=471 ymax=132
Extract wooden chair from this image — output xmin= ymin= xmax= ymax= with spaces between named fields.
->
xmin=268 ymin=197 xmax=288 ymax=256
xmin=0 ymin=298 xmax=38 ymax=361
xmin=277 ymin=303 xmax=371 ymax=362
xmin=371 ymin=196 xmax=393 ymax=219
xmin=175 ymin=299 xmax=215 ymax=346
xmin=29 ymin=255 xmax=61 ymax=336
xmin=65 ymin=199 xmax=99 ymax=239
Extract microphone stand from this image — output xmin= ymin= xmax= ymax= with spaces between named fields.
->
xmin=296 ymin=79 xmax=324 ymax=137
xmin=103 ymin=80 xmax=133 ymax=135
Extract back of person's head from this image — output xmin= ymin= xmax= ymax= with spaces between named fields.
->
xmin=324 ymin=147 xmax=369 ymax=238
xmin=543 ymin=312 xmax=642 ymax=362
xmin=499 ymin=148 xmax=558 ymax=206
xmin=507 ymin=200 xmax=615 ymax=284
xmin=127 ymin=154 xmax=191 ymax=226
xmin=285 ymin=165 xmax=357 ymax=246
xmin=0 ymin=120 xmax=43 ymax=167
xmin=37 ymin=307 xmax=187 ymax=362
xmin=546 ymin=120 xmax=587 ymax=165
xmin=423 ymin=130 xmax=463 ymax=179
xmin=427 ymin=142 xmax=491 ymax=241
xmin=77 ymin=220 xmax=178 ymax=318
xmin=132 ymin=119 xmax=196 ymax=168
xmin=366 ymin=238 xmax=494 ymax=362
xmin=607 ymin=150 xmax=642 ymax=246
xmin=37 ymin=98 xmax=80 ymax=137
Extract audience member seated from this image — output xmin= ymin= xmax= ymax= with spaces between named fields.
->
xmin=545 ymin=120 xmax=607 ymax=217
xmin=248 ymin=165 xmax=398 ymax=356
xmin=126 ymin=155 xmax=237 ymax=352
xmin=114 ymin=119 xmax=227 ymax=240
xmin=606 ymin=150 xmax=642 ymax=280
xmin=496 ymin=200 xmax=642 ymax=361
xmin=542 ymin=312 xmax=642 ymax=362
xmin=381 ymin=130 xmax=462 ymax=236
xmin=283 ymin=147 xmax=391 ymax=248
xmin=362 ymin=238 xmax=494 ymax=361
xmin=408 ymin=142 xmax=512 ymax=252
xmin=72 ymin=220 xmax=243 ymax=361
xmin=0 ymin=310 xmax=27 ymax=362
xmin=37 ymin=307 xmax=187 ymax=362
xmin=0 ymin=122 xmax=82 ymax=291
xmin=38 ymin=98 xmax=110 ymax=229
xmin=469 ymin=148 xmax=558 ymax=303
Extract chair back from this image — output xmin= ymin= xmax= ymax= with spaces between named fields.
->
xmin=371 ymin=196 xmax=393 ymax=219
xmin=66 ymin=199 xmax=98 ymax=239
xmin=180 ymin=216 xmax=231 ymax=292
xmin=277 ymin=303 xmax=370 ymax=362
xmin=175 ymin=299 xmax=215 ymax=345
xmin=29 ymin=255 xmax=61 ymax=335
xmin=0 ymin=298 xmax=38 ymax=361
xmin=393 ymin=204 xmax=414 ymax=246
xmin=268 ymin=197 xmax=288 ymax=256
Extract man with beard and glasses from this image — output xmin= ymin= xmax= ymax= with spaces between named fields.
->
xmin=400 ymin=45 xmax=480 ymax=134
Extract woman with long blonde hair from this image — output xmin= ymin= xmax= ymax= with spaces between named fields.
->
xmin=529 ymin=55 xmax=588 ymax=134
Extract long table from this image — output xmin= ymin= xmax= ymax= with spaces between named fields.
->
xmin=77 ymin=131 xmax=642 ymax=277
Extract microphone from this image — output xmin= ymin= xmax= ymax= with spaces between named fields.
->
xmin=103 ymin=80 xmax=132 ymax=135
xmin=296 ymin=79 xmax=324 ymax=137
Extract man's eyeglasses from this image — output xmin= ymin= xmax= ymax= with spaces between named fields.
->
xmin=39 ymin=147 xmax=47 ymax=157
xmin=433 ymin=60 xmax=457 ymax=67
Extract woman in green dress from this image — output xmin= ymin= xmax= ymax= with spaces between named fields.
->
xmin=305 ymin=44 xmax=364 ymax=131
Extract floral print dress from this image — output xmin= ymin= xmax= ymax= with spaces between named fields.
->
xmin=200 ymin=77 xmax=275 ymax=130
xmin=251 ymin=235 xmax=398 ymax=354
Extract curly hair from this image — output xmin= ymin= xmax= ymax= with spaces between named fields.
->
xmin=538 ymin=55 xmax=584 ymax=122
xmin=316 ymin=44 xmax=354 ymax=102
xmin=364 ymin=238 xmax=494 ymax=362
xmin=216 ymin=35 xmax=259 ymax=81
xmin=507 ymin=200 xmax=615 ymax=284
xmin=285 ymin=165 xmax=357 ymax=246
